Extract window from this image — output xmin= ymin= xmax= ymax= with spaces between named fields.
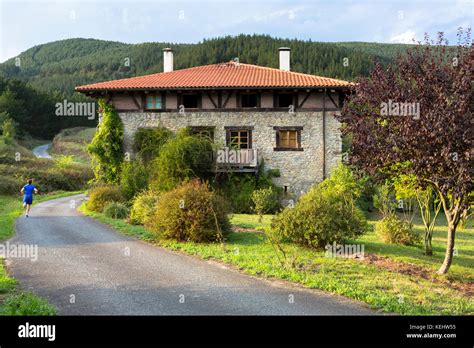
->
xmin=225 ymin=127 xmax=253 ymax=149
xmin=279 ymin=130 xmax=298 ymax=148
xmin=145 ymin=95 xmax=162 ymax=110
xmin=191 ymin=127 xmax=214 ymax=141
xmin=274 ymin=126 xmax=303 ymax=151
xmin=277 ymin=93 xmax=295 ymax=108
xmin=229 ymin=130 xmax=249 ymax=149
xmin=241 ymin=93 xmax=259 ymax=108
xmin=182 ymin=94 xmax=200 ymax=108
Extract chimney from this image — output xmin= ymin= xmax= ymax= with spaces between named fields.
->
xmin=163 ymin=48 xmax=173 ymax=72
xmin=279 ymin=47 xmax=291 ymax=71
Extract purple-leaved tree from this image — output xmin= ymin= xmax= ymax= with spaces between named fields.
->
xmin=338 ymin=29 xmax=473 ymax=274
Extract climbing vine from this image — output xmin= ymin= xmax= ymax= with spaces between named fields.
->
xmin=87 ymin=99 xmax=123 ymax=183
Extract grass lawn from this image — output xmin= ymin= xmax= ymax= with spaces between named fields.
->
xmin=0 ymin=191 xmax=83 ymax=315
xmin=359 ymin=213 xmax=473 ymax=284
xmin=231 ymin=212 xmax=474 ymax=284
xmin=51 ymin=127 xmax=95 ymax=164
xmin=79 ymin=205 xmax=473 ymax=315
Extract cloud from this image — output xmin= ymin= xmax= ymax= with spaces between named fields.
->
xmin=231 ymin=6 xmax=304 ymax=25
xmin=390 ymin=30 xmax=417 ymax=44
xmin=1 ymin=0 xmax=472 ymax=63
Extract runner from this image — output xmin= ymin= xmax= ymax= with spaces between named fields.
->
xmin=20 ymin=179 xmax=39 ymax=217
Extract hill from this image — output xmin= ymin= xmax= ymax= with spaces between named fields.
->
xmin=0 ymin=35 xmax=412 ymax=97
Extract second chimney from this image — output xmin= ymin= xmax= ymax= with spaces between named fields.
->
xmin=279 ymin=47 xmax=291 ymax=71
xmin=163 ymin=48 xmax=173 ymax=72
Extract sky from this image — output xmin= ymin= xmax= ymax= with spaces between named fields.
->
xmin=0 ymin=0 xmax=472 ymax=62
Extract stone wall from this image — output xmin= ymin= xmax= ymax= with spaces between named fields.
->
xmin=119 ymin=110 xmax=341 ymax=198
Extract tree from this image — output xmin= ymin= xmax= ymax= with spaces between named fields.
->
xmin=151 ymin=130 xmax=213 ymax=191
xmin=392 ymin=172 xmax=442 ymax=255
xmin=373 ymin=182 xmax=396 ymax=219
xmin=251 ymin=187 xmax=279 ymax=222
xmin=87 ymin=99 xmax=123 ymax=183
xmin=1 ymin=117 xmax=16 ymax=141
xmin=416 ymin=186 xmax=442 ymax=256
xmin=338 ymin=29 xmax=473 ymax=274
xmin=392 ymin=173 xmax=417 ymax=226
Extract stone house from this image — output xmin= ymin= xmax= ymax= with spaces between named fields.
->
xmin=75 ymin=48 xmax=351 ymax=197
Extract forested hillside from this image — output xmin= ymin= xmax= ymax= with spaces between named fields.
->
xmin=0 ymin=35 xmax=412 ymax=97
xmin=0 ymin=77 xmax=94 ymax=139
xmin=0 ymin=34 xmax=415 ymax=139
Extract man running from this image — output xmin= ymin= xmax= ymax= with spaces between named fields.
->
xmin=20 ymin=179 xmax=39 ymax=217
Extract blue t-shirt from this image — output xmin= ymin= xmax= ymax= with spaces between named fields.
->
xmin=23 ymin=184 xmax=36 ymax=197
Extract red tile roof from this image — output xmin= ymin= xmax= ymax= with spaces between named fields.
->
xmin=75 ymin=61 xmax=352 ymax=92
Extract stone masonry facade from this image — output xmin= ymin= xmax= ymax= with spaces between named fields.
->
xmin=119 ymin=110 xmax=342 ymax=198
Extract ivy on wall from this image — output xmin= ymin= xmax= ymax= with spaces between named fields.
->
xmin=87 ymin=99 xmax=123 ymax=183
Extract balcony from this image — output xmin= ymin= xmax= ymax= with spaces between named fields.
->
xmin=213 ymin=148 xmax=258 ymax=172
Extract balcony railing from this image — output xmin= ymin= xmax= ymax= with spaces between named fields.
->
xmin=213 ymin=147 xmax=258 ymax=172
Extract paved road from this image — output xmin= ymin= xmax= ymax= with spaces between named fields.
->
xmin=8 ymin=195 xmax=376 ymax=315
xmin=32 ymin=143 xmax=52 ymax=159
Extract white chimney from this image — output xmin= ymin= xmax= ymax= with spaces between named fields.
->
xmin=279 ymin=47 xmax=291 ymax=71
xmin=163 ymin=48 xmax=173 ymax=72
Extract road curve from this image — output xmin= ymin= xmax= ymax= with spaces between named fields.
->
xmin=8 ymin=194 xmax=377 ymax=315
xmin=32 ymin=143 xmax=52 ymax=159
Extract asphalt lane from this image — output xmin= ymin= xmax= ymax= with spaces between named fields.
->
xmin=8 ymin=194 xmax=377 ymax=315
xmin=32 ymin=143 xmax=52 ymax=159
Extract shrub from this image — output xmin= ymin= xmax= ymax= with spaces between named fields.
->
xmin=251 ymin=187 xmax=279 ymax=220
xmin=219 ymin=173 xmax=257 ymax=213
xmin=152 ymin=133 xmax=213 ymax=191
xmin=375 ymin=213 xmax=421 ymax=246
xmin=35 ymin=164 xmax=93 ymax=192
xmin=55 ymin=164 xmax=93 ymax=189
xmin=86 ymin=185 xmax=124 ymax=212
xmin=129 ymin=189 xmax=161 ymax=225
xmin=0 ymin=175 xmax=21 ymax=195
xmin=103 ymin=202 xmax=129 ymax=219
xmin=133 ymin=127 xmax=173 ymax=162
xmin=218 ymin=165 xmax=281 ymax=214
xmin=54 ymin=155 xmax=74 ymax=170
xmin=272 ymin=165 xmax=367 ymax=248
xmin=26 ymin=164 xmax=92 ymax=193
xmin=373 ymin=183 xmax=397 ymax=218
xmin=355 ymin=174 xmax=376 ymax=212
xmin=146 ymin=180 xmax=230 ymax=242
xmin=0 ymin=156 xmax=92 ymax=194
xmin=120 ymin=161 xmax=150 ymax=201
xmin=0 ymin=137 xmax=34 ymax=165
xmin=34 ymin=168 xmax=78 ymax=192
xmin=319 ymin=163 xmax=365 ymax=200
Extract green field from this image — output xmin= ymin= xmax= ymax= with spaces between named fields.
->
xmin=51 ymin=127 xmax=95 ymax=163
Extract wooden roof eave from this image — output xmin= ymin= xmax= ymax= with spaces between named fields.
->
xmin=76 ymin=85 xmax=353 ymax=95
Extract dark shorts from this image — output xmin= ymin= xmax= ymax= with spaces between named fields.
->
xmin=23 ymin=196 xmax=33 ymax=205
